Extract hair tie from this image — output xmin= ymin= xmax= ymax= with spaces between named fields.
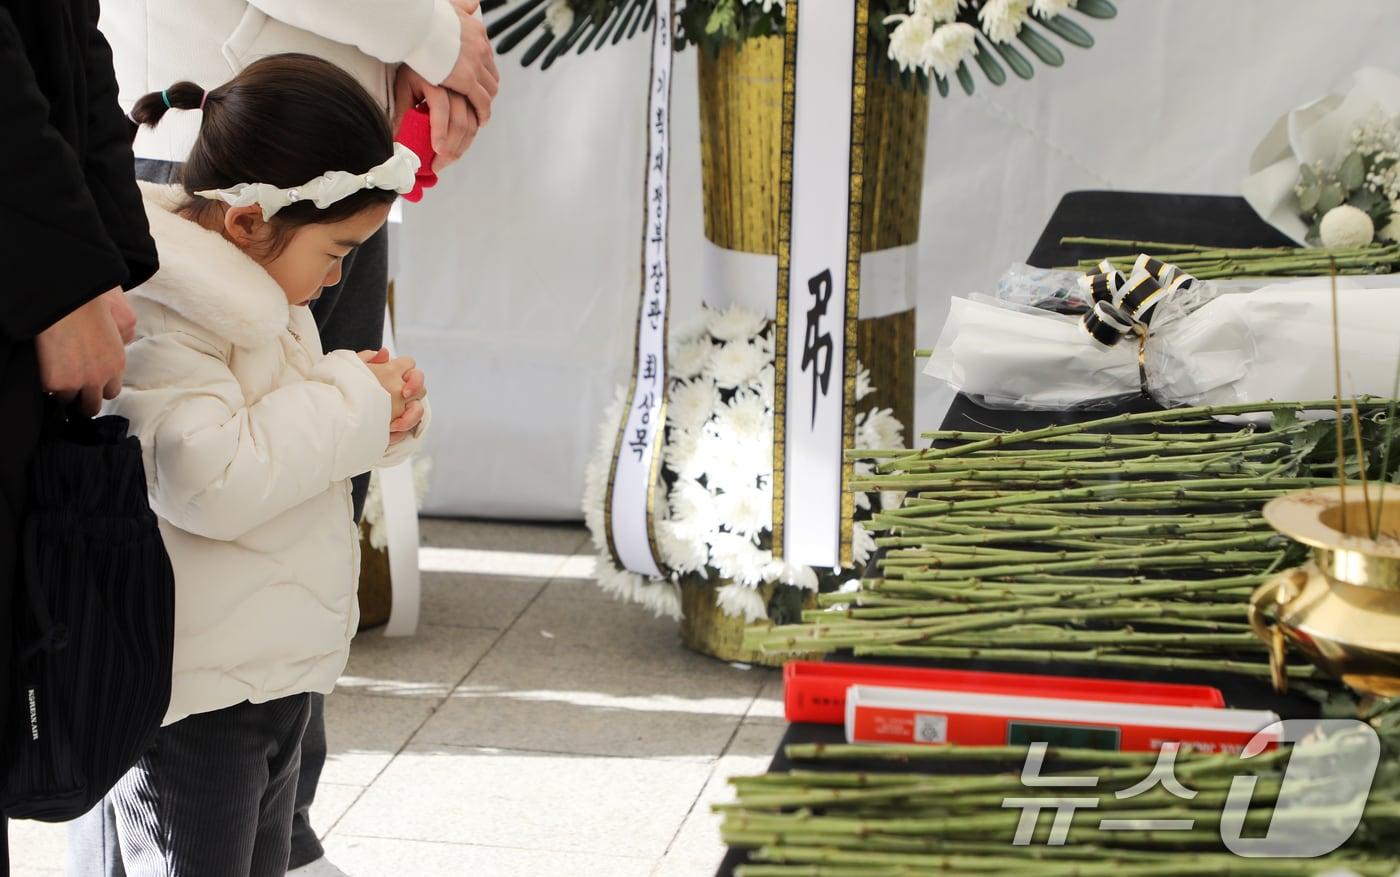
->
xmin=161 ymin=89 xmax=171 ymax=109
xmin=199 ymin=90 xmax=209 ymax=111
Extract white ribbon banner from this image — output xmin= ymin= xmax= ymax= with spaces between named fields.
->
xmin=604 ymin=1 xmax=675 ymax=579
xmin=773 ymin=0 xmax=868 ymax=569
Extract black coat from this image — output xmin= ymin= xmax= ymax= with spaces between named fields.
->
xmin=0 ymin=0 xmax=157 ymax=837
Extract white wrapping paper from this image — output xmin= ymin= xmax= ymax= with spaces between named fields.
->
xmin=1241 ymin=68 xmax=1400 ymax=245
xmin=926 ymin=275 xmax=1400 ymax=413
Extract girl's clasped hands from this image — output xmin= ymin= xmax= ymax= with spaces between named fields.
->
xmin=359 ymin=347 xmax=427 ymax=445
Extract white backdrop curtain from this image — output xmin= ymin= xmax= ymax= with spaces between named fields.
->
xmin=396 ymin=0 xmax=1400 ymax=519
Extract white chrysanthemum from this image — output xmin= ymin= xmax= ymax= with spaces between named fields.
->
xmin=978 ymin=0 xmax=1030 ymax=44
xmin=596 ymin=560 xmax=647 ymax=604
xmin=716 ymin=486 xmax=771 ymax=539
xmin=544 ymin=0 xmax=574 ymax=34
xmin=755 ymin=365 xmax=776 ymax=404
xmin=885 ymin=14 xmax=935 ymax=74
xmin=852 ymin=523 xmax=876 ymax=566
xmin=637 ymin=581 xmax=683 ymax=619
xmin=710 ymin=340 xmax=766 ymax=389
xmin=714 ymin=391 xmax=770 ymax=444
xmin=669 ymin=479 xmax=720 ymax=537
xmin=665 ymin=427 xmax=703 ymax=481
xmin=1031 ymin=0 xmax=1075 ymax=17
xmin=709 ymin=533 xmax=769 ymax=586
xmin=1319 ymin=204 xmax=1375 ymax=249
xmin=880 ymin=489 xmax=907 ymax=512
xmin=669 ymin=379 xmax=720 ymax=433
xmin=855 ymin=367 xmax=875 ymax=401
xmin=924 ymin=21 xmax=978 ymax=79
xmin=707 ymin=305 xmax=769 ymax=343
xmin=1380 ymin=201 xmax=1400 ymax=242
xmin=757 ymin=330 xmax=776 ymax=358
xmin=688 ymin=429 xmax=752 ymax=494
xmin=363 ymin=456 xmax=434 ymax=551
xmin=658 ymin=519 xmax=711 ymax=575
xmin=671 ymin=339 xmax=716 ymax=380
xmin=761 ymin=559 xmax=820 ymax=591
xmin=857 ymin=407 xmax=906 ymax=452
xmin=915 ymin=0 xmax=964 ymax=24
xmin=715 ymin=582 xmax=770 ymax=622
xmin=740 ymin=0 xmax=783 ymax=12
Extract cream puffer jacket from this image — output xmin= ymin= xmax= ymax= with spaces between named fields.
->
xmin=100 ymin=0 xmax=462 ymax=163
xmin=110 ymin=183 xmax=427 ymax=724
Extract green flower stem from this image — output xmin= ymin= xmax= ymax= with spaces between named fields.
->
xmin=838 ymin=644 xmax=1312 ymax=679
xmin=882 ymin=478 xmax=1333 ymax=517
xmin=908 ymin=400 xmax=1384 ymax=461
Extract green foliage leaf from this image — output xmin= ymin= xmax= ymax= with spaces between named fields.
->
xmin=1298 ymin=184 xmax=1321 ymax=214
xmin=1318 ymin=183 xmax=1346 ymax=214
xmin=1340 ymin=151 xmax=1367 ymax=191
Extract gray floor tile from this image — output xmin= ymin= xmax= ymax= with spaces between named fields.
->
xmin=652 ymin=723 xmax=787 ymax=877
xmin=413 ymin=662 xmax=763 ymax=761
xmin=311 ymin=782 xmax=366 ymax=839
xmin=321 ymin=835 xmax=654 ymax=877
xmin=420 ymin=571 xmax=546 ymax=629
xmin=335 ymin=744 xmax=711 ymax=859
xmin=745 ymin=676 xmax=786 ymax=723
xmin=321 ymin=692 xmax=438 ymax=786
xmin=419 ymin=518 xmax=589 ymax=555
xmin=485 ymin=590 xmax=763 ymax=681
xmin=341 ymin=623 xmax=498 ymax=699
xmin=6 ymin=819 xmax=66 ymax=871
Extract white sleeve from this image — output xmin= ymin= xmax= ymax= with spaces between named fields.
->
xmin=377 ymin=399 xmax=432 ymax=470
xmin=115 ymin=332 xmax=392 ymax=542
xmin=246 ymin=0 xmax=461 ymax=84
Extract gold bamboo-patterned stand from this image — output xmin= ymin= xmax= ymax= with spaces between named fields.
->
xmin=681 ymin=38 xmax=929 ymax=663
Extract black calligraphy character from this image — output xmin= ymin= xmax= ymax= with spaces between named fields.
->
xmin=801 ymin=269 xmax=835 ymax=430
xmin=647 ymin=297 xmax=663 ymax=330
xmin=643 ymin=354 xmax=658 ymax=386
xmin=653 ymin=148 xmax=665 ymax=174
xmin=629 ymin=426 xmax=649 ymax=461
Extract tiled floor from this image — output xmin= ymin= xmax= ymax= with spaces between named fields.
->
xmin=8 ymin=519 xmax=783 ymax=876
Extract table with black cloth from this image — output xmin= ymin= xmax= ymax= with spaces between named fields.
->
xmin=716 ymin=191 xmax=1302 ymax=876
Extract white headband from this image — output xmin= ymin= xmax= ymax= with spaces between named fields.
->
xmin=194 ymin=142 xmax=420 ymax=221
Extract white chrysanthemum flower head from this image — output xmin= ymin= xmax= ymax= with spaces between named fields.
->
xmin=880 ymin=489 xmax=907 ymax=512
xmin=755 ymin=365 xmax=776 ymax=405
xmin=709 ymin=532 xmax=769 ymax=586
xmin=665 ymin=428 xmax=703 ymax=482
xmin=658 ymin=520 xmax=711 ymax=575
xmin=544 ymin=0 xmax=574 ymax=34
xmin=885 ymin=13 xmax=935 ymax=73
xmin=637 ymin=581 xmax=683 ymax=620
xmin=670 ymin=338 xmax=717 ymax=381
xmin=710 ymin=340 xmax=766 ymax=390
xmin=852 ymin=523 xmax=876 ymax=566
xmin=1319 ymin=204 xmax=1375 ymax=249
xmin=707 ymin=304 xmax=769 ymax=343
xmin=714 ymin=391 xmax=770 ymax=444
xmin=692 ymin=429 xmax=755 ymax=494
xmin=716 ymin=485 xmax=772 ymax=539
xmin=978 ymin=0 xmax=1030 ymax=44
xmin=715 ymin=582 xmax=770 ymax=622
xmin=669 ymin=479 xmax=720 ymax=537
xmin=915 ymin=0 xmax=964 ymax=24
xmin=855 ymin=367 xmax=875 ymax=401
xmin=1031 ymin=0 xmax=1076 ymax=17
xmin=924 ymin=21 xmax=978 ymax=79
xmin=669 ymin=379 xmax=721 ymax=434
xmin=596 ymin=560 xmax=647 ymax=604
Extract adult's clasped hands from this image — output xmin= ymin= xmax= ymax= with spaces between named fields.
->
xmin=395 ymin=0 xmax=499 ymax=173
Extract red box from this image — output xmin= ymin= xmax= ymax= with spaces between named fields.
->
xmin=784 ymin=660 xmax=1226 ymax=726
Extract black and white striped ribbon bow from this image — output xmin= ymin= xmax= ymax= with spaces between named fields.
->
xmin=1079 ymin=254 xmax=1198 ymax=347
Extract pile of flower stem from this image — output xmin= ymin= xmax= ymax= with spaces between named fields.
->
xmin=743 ymin=400 xmax=1392 ymax=683
xmin=1060 ymin=236 xmax=1400 ymax=279
xmin=719 ymin=702 xmax=1400 ymax=876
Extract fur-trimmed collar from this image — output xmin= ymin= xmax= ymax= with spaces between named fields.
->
xmin=135 ymin=182 xmax=290 ymax=347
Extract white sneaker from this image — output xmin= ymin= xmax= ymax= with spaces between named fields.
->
xmin=287 ymin=858 xmax=349 ymax=877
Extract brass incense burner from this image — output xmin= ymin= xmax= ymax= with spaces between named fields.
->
xmin=1250 ymin=487 xmax=1400 ymax=695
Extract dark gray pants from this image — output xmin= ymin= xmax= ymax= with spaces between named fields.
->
xmin=68 ymin=695 xmax=311 ymax=877
xmin=66 ymin=161 xmax=391 ymax=875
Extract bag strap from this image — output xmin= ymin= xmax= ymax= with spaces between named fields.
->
xmin=18 ymin=518 xmax=70 ymax=660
